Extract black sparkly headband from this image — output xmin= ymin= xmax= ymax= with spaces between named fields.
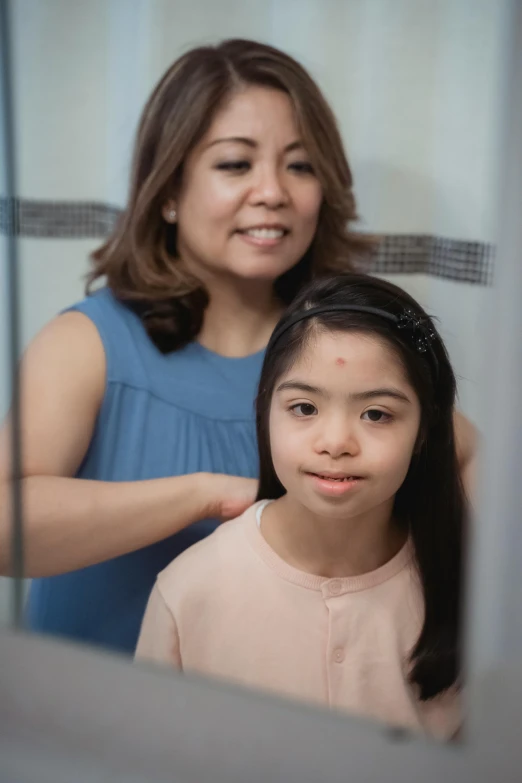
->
xmin=267 ymin=304 xmax=438 ymax=366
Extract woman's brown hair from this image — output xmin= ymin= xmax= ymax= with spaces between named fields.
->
xmin=88 ymin=38 xmax=375 ymax=352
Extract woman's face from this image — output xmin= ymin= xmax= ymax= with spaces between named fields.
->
xmin=168 ymin=85 xmax=323 ymax=287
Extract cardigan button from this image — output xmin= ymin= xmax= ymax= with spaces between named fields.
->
xmin=328 ymin=579 xmax=341 ymax=595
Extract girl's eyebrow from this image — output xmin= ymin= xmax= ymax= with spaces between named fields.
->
xmin=350 ymin=388 xmax=412 ymax=404
xmin=276 ymin=381 xmax=321 ymax=395
xmin=275 ymin=380 xmax=412 ymax=404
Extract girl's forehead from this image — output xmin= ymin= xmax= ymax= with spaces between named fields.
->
xmin=282 ymin=330 xmax=410 ymax=385
xmin=296 ymin=329 xmax=390 ymax=362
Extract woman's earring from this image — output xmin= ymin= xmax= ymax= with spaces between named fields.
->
xmin=166 ymin=208 xmax=177 ymax=223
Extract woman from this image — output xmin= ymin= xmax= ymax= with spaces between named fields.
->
xmin=0 ymin=39 xmax=475 ymax=655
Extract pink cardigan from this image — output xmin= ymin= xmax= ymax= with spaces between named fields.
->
xmin=136 ymin=501 xmax=461 ymax=739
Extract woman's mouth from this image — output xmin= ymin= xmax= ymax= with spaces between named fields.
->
xmin=236 ymin=226 xmax=289 ymax=247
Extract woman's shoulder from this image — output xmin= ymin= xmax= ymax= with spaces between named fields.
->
xmin=58 ymin=290 xmax=261 ymax=430
xmin=63 ymin=287 xmax=137 ymax=346
xmin=65 ymin=287 xmax=136 ymax=330
xmin=62 ymin=287 xmax=156 ymax=388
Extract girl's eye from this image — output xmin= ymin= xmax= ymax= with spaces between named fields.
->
xmin=362 ymin=409 xmax=392 ymax=423
xmin=215 ymin=160 xmax=251 ymax=172
xmin=290 ymin=403 xmax=317 ymax=417
xmin=289 ymin=161 xmax=315 ymax=174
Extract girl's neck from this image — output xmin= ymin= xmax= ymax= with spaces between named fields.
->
xmin=197 ymin=278 xmax=283 ymax=358
xmin=261 ymin=495 xmax=406 ymax=579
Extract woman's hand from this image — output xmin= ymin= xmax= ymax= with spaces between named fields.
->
xmin=200 ymin=473 xmax=259 ymax=522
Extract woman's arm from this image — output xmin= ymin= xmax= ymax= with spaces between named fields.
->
xmin=0 ymin=312 xmax=257 ymax=577
xmin=453 ymin=410 xmax=478 ymax=499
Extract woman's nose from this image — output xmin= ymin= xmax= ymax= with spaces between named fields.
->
xmin=250 ymin=166 xmax=288 ymax=209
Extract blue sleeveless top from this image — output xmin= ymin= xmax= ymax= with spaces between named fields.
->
xmin=26 ymin=288 xmax=264 ymax=654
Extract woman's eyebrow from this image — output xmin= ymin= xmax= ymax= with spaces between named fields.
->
xmin=205 ymin=137 xmax=304 ymax=152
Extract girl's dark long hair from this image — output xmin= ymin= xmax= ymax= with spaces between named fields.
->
xmin=255 ymin=273 xmax=466 ymax=701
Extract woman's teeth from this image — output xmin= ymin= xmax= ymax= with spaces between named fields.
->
xmin=244 ymin=228 xmax=285 ymax=239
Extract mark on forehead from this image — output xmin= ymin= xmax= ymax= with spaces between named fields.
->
xmin=335 ymin=357 xmax=346 ymax=366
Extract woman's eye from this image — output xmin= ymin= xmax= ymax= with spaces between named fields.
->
xmin=362 ymin=409 xmax=392 ymax=423
xmin=289 ymin=161 xmax=315 ymax=174
xmin=215 ymin=160 xmax=251 ymax=172
xmin=290 ymin=403 xmax=317 ymax=417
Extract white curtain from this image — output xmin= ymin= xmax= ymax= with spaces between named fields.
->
xmin=3 ymin=0 xmax=510 ymax=421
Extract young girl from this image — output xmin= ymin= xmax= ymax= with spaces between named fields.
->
xmin=135 ymin=273 xmax=466 ymax=739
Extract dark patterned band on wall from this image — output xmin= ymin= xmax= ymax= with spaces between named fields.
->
xmin=368 ymin=233 xmax=494 ymax=285
xmin=0 ymin=198 xmax=121 ymax=239
xmin=0 ymin=198 xmax=494 ymax=285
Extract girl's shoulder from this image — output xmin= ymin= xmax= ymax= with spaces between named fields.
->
xmin=156 ymin=504 xmax=259 ymax=602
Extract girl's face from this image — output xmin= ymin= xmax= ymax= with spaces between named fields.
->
xmin=268 ymin=330 xmax=422 ymax=521
xmin=167 ymin=85 xmax=323 ymax=286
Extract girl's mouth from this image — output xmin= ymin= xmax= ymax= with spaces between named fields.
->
xmin=306 ymin=472 xmax=364 ymax=497
xmin=313 ymin=473 xmax=360 ymax=482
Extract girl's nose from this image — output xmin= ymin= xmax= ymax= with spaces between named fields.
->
xmin=314 ymin=418 xmax=360 ymax=459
